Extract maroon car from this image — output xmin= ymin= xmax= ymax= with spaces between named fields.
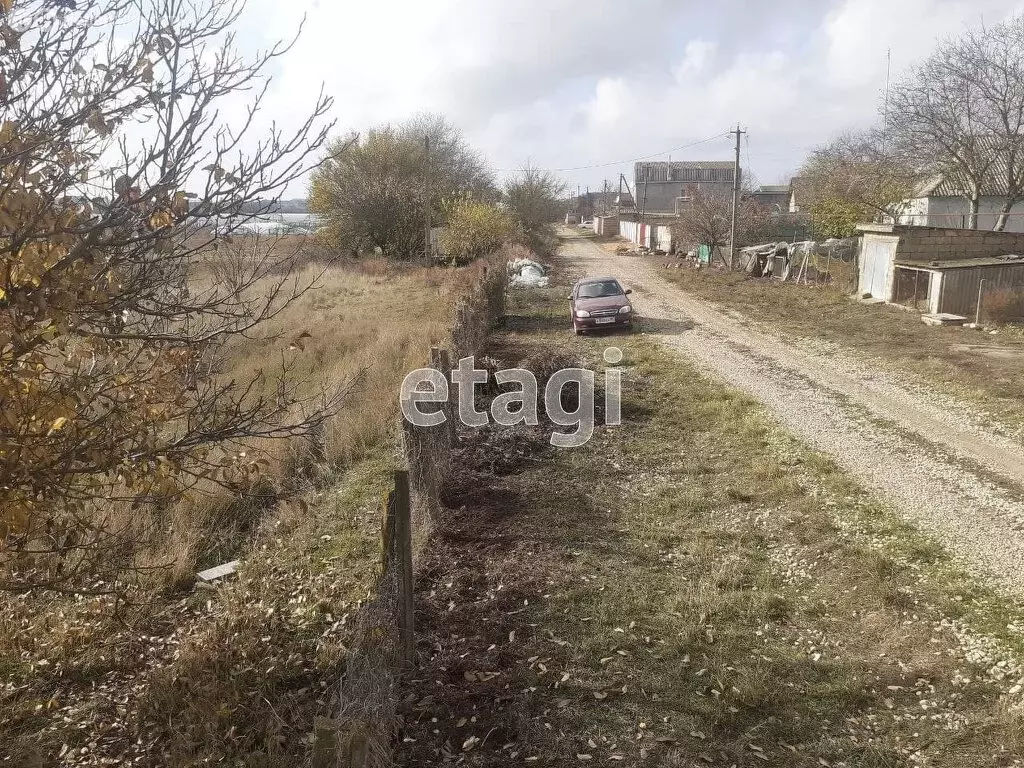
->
xmin=569 ymin=277 xmax=634 ymax=334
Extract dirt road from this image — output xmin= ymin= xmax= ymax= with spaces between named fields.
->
xmin=563 ymin=232 xmax=1024 ymax=591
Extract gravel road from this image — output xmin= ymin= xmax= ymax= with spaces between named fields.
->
xmin=562 ymin=233 xmax=1024 ymax=591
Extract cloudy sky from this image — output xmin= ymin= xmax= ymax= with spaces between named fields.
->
xmin=240 ymin=0 xmax=1024 ymax=195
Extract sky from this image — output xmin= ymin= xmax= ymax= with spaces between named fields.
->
xmin=237 ymin=0 xmax=1024 ymax=197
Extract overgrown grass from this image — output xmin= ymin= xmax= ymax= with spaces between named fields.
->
xmin=397 ymin=264 xmax=1024 ymax=767
xmin=645 ymin=257 xmax=1024 ymax=439
xmin=0 ymin=247 xmax=487 ymax=767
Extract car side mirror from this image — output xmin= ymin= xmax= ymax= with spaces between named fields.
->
xmin=624 ymin=288 xmax=633 ymax=295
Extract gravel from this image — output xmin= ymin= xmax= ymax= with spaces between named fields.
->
xmin=565 ymin=237 xmax=1024 ymax=592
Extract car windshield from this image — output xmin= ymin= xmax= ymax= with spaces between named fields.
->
xmin=577 ymin=280 xmax=623 ymax=299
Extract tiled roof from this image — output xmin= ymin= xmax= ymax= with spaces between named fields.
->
xmin=922 ymin=137 xmax=1021 ymax=197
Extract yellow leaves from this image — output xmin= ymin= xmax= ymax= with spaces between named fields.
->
xmin=9 ymin=241 xmax=68 ymax=288
xmin=148 ymin=210 xmax=173 ymax=230
xmin=0 ymin=496 xmax=33 ymax=539
xmin=440 ymin=198 xmax=518 ymax=265
xmin=47 ymin=416 xmax=68 ymax=436
xmin=0 ymin=0 xmax=12 ymax=16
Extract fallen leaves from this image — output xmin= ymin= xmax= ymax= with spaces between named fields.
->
xmin=463 ymin=670 xmax=501 ymax=683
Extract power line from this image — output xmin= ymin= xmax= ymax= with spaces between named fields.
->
xmin=495 ymin=131 xmax=731 ymax=173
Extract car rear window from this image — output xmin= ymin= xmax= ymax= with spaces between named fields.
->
xmin=577 ymin=281 xmax=622 ymax=299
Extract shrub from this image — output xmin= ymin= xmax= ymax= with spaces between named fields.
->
xmin=440 ymin=199 xmax=519 ymax=265
xmin=984 ymin=288 xmax=1024 ymax=325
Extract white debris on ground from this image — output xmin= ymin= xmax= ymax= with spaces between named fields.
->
xmin=507 ymin=258 xmax=550 ymax=288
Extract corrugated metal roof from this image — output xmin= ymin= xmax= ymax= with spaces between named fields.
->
xmin=897 ymin=255 xmax=1024 ymax=269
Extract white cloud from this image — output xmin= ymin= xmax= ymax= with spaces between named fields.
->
xmin=672 ymin=40 xmax=717 ymax=81
xmin=228 ymin=0 xmax=1024 ymax=194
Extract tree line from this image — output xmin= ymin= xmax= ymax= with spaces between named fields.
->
xmin=801 ymin=14 xmax=1024 ymax=236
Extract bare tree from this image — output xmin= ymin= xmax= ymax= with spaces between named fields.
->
xmin=799 ymin=130 xmax=921 ymax=237
xmin=0 ymin=0 xmax=337 ymax=592
xmin=675 ymin=188 xmax=769 ymax=267
xmin=502 ymin=165 xmax=566 ymax=255
xmin=887 ymin=28 xmax=1000 ymax=229
xmin=948 ymin=16 xmax=1024 ymax=230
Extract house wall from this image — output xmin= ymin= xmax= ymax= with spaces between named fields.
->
xmin=636 ymin=181 xmax=734 ymax=215
xmin=592 ymin=216 xmax=619 ymax=237
xmin=619 ymin=219 xmax=673 ymax=251
xmin=752 ymin=193 xmax=790 ymax=213
xmin=899 ymin=197 xmax=1024 ymax=233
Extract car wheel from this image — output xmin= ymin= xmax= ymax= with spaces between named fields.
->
xmin=574 ymin=325 xmax=584 ymax=336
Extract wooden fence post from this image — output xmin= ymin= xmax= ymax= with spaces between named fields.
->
xmin=438 ymin=347 xmax=456 ymax=446
xmin=382 ymin=489 xmax=397 ymax=571
xmin=394 ymin=469 xmax=415 ymax=667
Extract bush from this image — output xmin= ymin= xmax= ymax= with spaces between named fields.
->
xmin=439 ymin=199 xmax=519 ymax=265
xmin=984 ymin=288 xmax=1024 ymax=325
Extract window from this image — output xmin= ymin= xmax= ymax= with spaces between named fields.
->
xmin=577 ymin=280 xmax=624 ymax=299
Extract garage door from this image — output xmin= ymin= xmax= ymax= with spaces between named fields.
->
xmin=859 ymin=238 xmax=895 ymax=299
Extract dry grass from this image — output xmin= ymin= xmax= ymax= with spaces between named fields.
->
xmin=646 ymin=257 xmax=1024 ymax=438
xmin=0 ymin=245 xmax=492 ymax=767
xmin=395 ymin=263 xmax=1024 ymax=767
xmin=986 ymin=288 xmax=1024 ymax=325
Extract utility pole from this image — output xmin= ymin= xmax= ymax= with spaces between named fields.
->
xmin=729 ymin=124 xmax=746 ymax=270
xmin=424 ymin=136 xmax=431 ymax=262
xmin=621 ymin=173 xmax=640 ymax=218
xmin=640 ymin=167 xmax=649 ymax=227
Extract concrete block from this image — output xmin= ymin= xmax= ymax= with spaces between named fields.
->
xmin=922 ymin=313 xmax=968 ymax=326
xmin=197 ymin=560 xmax=240 ymax=582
